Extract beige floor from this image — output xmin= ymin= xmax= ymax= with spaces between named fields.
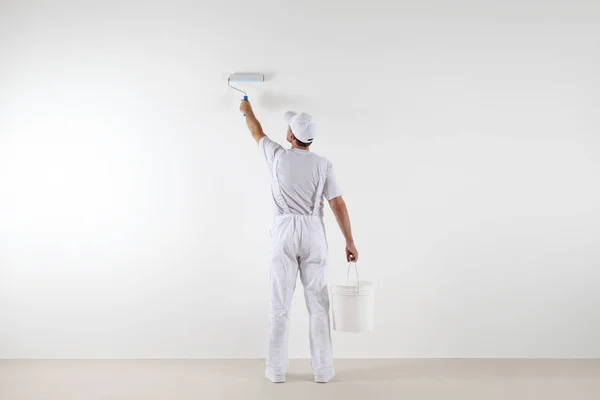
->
xmin=1 ymin=359 xmax=599 ymax=400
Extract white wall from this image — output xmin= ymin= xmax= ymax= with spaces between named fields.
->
xmin=1 ymin=0 xmax=599 ymax=358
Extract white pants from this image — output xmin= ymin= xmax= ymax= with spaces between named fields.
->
xmin=266 ymin=214 xmax=334 ymax=377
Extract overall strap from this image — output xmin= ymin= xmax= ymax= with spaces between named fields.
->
xmin=271 ymin=151 xmax=291 ymax=214
xmin=311 ymin=159 xmax=328 ymax=216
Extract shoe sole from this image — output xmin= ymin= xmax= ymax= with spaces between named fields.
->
xmin=314 ymin=373 xmax=335 ymax=383
xmin=265 ymin=370 xmax=286 ymax=383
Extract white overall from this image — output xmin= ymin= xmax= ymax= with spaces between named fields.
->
xmin=266 ymin=151 xmax=334 ymax=381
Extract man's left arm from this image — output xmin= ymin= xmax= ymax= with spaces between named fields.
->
xmin=240 ymin=100 xmax=266 ymax=144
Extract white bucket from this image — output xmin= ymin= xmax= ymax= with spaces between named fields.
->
xmin=332 ymin=262 xmax=374 ymax=332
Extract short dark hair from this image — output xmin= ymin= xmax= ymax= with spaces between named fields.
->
xmin=294 ymin=135 xmax=312 ymax=148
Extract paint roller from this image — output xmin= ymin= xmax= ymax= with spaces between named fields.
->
xmin=228 ymin=73 xmax=264 ymax=116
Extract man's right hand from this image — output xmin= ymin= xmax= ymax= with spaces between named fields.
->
xmin=240 ymin=99 xmax=253 ymax=116
xmin=346 ymin=242 xmax=359 ymax=262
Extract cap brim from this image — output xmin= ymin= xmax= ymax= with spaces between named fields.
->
xmin=284 ymin=111 xmax=297 ymax=125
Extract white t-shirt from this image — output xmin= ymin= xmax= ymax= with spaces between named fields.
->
xmin=259 ymin=136 xmax=342 ymax=216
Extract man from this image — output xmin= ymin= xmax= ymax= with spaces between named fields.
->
xmin=240 ymin=100 xmax=358 ymax=384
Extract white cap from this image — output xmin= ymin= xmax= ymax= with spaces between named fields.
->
xmin=284 ymin=111 xmax=317 ymax=143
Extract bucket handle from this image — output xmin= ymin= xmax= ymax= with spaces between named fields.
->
xmin=347 ymin=261 xmax=360 ymax=294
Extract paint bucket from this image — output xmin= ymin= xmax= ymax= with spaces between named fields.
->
xmin=332 ymin=262 xmax=374 ymax=332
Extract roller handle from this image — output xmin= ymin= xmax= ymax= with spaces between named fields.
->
xmin=243 ymin=95 xmax=248 ymax=117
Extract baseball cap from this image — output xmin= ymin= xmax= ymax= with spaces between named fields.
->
xmin=284 ymin=111 xmax=317 ymax=143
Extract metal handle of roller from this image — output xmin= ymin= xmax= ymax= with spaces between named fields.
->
xmin=243 ymin=95 xmax=248 ymax=117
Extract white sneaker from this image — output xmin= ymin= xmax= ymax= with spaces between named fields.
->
xmin=265 ymin=370 xmax=286 ymax=383
xmin=314 ymin=371 xmax=335 ymax=383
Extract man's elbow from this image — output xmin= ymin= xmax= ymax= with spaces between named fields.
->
xmin=328 ymin=196 xmax=345 ymax=211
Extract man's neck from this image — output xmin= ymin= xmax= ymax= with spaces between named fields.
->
xmin=291 ymin=144 xmax=310 ymax=151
